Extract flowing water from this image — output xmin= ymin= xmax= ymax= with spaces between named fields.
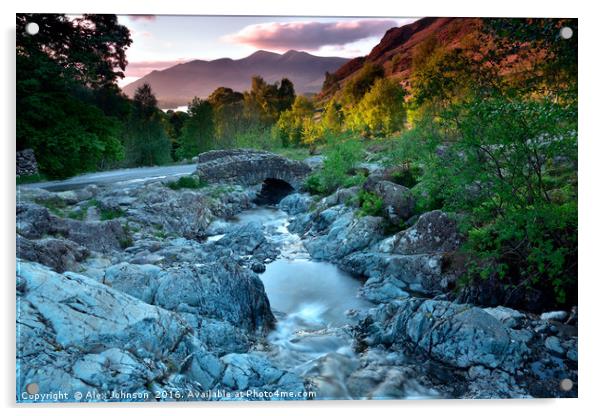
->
xmin=216 ymin=205 xmax=438 ymax=399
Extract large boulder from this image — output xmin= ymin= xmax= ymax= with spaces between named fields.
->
xmin=369 ymin=180 xmax=415 ymax=222
xmin=305 ymin=213 xmax=385 ymax=260
xmin=278 ymin=193 xmax=313 ymax=215
xmin=385 ymin=210 xmax=462 ymax=255
xmin=17 ymin=261 xmax=303 ymax=402
xmin=153 ymin=260 xmax=275 ymax=333
xmin=196 ymin=149 xmax=311 ymax=190
xmin=357 ymin=298 xmax=531 ymax=372
xmin=16 ymin=261 xmax=209 ymax=401
xmin=338 ymin=210 xmax=462 ymax=297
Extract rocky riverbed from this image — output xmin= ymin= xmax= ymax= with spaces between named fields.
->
xmin=16 ymin=160 xmax=577 ymax=402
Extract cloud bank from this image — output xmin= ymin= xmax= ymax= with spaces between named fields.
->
xmin=223 ymin=19 xmax=399 ymax=51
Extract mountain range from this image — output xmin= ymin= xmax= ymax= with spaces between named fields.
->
xmin=122 ymin=50 xmax=350 ymax=108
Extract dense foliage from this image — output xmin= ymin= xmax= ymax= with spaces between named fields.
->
xmin=17 ymin=14 xmax=132 ymax=178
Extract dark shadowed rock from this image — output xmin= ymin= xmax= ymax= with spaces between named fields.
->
xmin=17 ymin=235 xmax=89 ymax=273
xmin=16 ymin=203 xmax=54 ymax=239
xmin=154 ymin=260 xmax=275 ymax=333
xmin=196 ymin=149 xmax=311 ymax=190
xmin=369 ymin=180 xmax=415 ymax=222
xmin=386 ymin=210 xmax=462 ymax=255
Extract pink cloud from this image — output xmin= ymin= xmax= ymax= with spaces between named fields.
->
xmin=128 ymin=15 xmax=156 ymax=21
xmin=223 ymin=19 xmax=399 ymax=51
xmin=125 ymin=60 xmax=189 ymax=77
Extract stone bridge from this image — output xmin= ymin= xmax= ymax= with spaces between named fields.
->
xmin=195 ymin=149 xmax=311 ymax=190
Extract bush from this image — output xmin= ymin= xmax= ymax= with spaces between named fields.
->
xmin=304 ymin=174 xmax=326 ymax=195
xmin=166 ymin=176 xmax=207 ymax=190
xmin=319 ymin=137 xmax=363 ymax=193
xmin=357 ymin=190 xmax=383 ymax=217
xmin=463 ymin=202 xmax=577 ymax=307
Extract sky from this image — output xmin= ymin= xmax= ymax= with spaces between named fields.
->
xmin=115 ymin=15 xmax=417 ymax=87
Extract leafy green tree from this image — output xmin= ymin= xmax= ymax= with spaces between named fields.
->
xmin=177 ymin=97 xmax=215 ymax=159
xmin=276 ymin=78 xmax=296 ymax=112
xmin=341 ymin=62 xmax=385 ymax=105
xmin=321 ymin=100 xmax=344 ymax=134
xmin=163 ymin=110 xmax=190 ymax=160
xmin=207 ymin=87 xmax=244 ymax=108
xmin=274 ymin=96 xmax=315 ymax=147
xmin=16 ymin=13 xmax=132 ymax=178
xmin=347 ymin=78 xmax=406 ymax=137
xmin=124 ymin=84 xmax=172 ymax=166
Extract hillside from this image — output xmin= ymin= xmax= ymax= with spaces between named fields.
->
xmin=320 ymin=17 xmax=481 ymax=98
xmin=122 ymin=50 xmax=349 ymax=108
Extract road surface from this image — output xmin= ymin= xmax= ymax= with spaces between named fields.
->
xmin=19 ymin=164 xmax=197 ymax=192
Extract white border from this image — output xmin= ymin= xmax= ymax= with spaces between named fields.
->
xmin=2 ymin=1 xmax=599 ymax=415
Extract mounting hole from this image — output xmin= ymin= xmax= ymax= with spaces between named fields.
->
xmin=560 ymin=27 xmax=573 ymax=40
xmin=25 ymin=22 xmax=39 ymax=36
xmin=25 ymin=382 xmax=39 ymax=394
xmin=559 ymin=378 xmax=573 ymax=391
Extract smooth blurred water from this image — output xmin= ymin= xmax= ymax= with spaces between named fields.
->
xmin=214 ymin=205 xmax=438 ymax=400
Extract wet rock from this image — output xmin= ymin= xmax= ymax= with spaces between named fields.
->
xmin=220 ymin=353 xmax=306 ymax=399
xmin=278 ymin=193 xmax=313 ymax=215
xmin=210 ymin=222 xmax=278 ymax=263
xmin=16 ymin=261 xmax=205 ymax=400
xmin=341 ymin=251 xmax=446 ymax=296
xmin=305 ymin=214 xmax=384 ymax=260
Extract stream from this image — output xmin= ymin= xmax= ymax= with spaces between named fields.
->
xmin=214 ymin=204 xmax=440 ymax=400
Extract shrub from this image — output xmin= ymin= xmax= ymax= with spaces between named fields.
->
xmin=99 ymin=206 xmax=125 ymax=221
xmin=357 ymin=190 xmax=383 ymax=217
xmin=304 ymin=174 xmax=326 ymax=195
xmin=166 ymin=176 xmax=207 ymax=190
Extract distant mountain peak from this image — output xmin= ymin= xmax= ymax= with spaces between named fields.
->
xmin=122 ymin=50 xmax=350 ymax=108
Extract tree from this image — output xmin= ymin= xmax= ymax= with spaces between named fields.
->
xmin=276 ymin=78 xmax=296 ymax=112
xmin=164 ymin=110 xmax=190 ymax=160
xmin=341 ymin=62 xmax=385 ymax=105
xmin=177 ymin=97 xmax=215 ymax=159
xmin=243 ymin=76 xmax=296 ymax=125
xmin=207 ymin=87 xmax=244 ymax=108
xmin=347 ymin=78 xmax=406 ymax=137
xmin=16 ymin=13 xmax=132 ymax=178
xmin=124 ymin=84 xmax=172 ymax=166
xmin=321 ymin=100 xmax=344 ymax=134
xmin=273 ymin=96 xmax=315 ymax=147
